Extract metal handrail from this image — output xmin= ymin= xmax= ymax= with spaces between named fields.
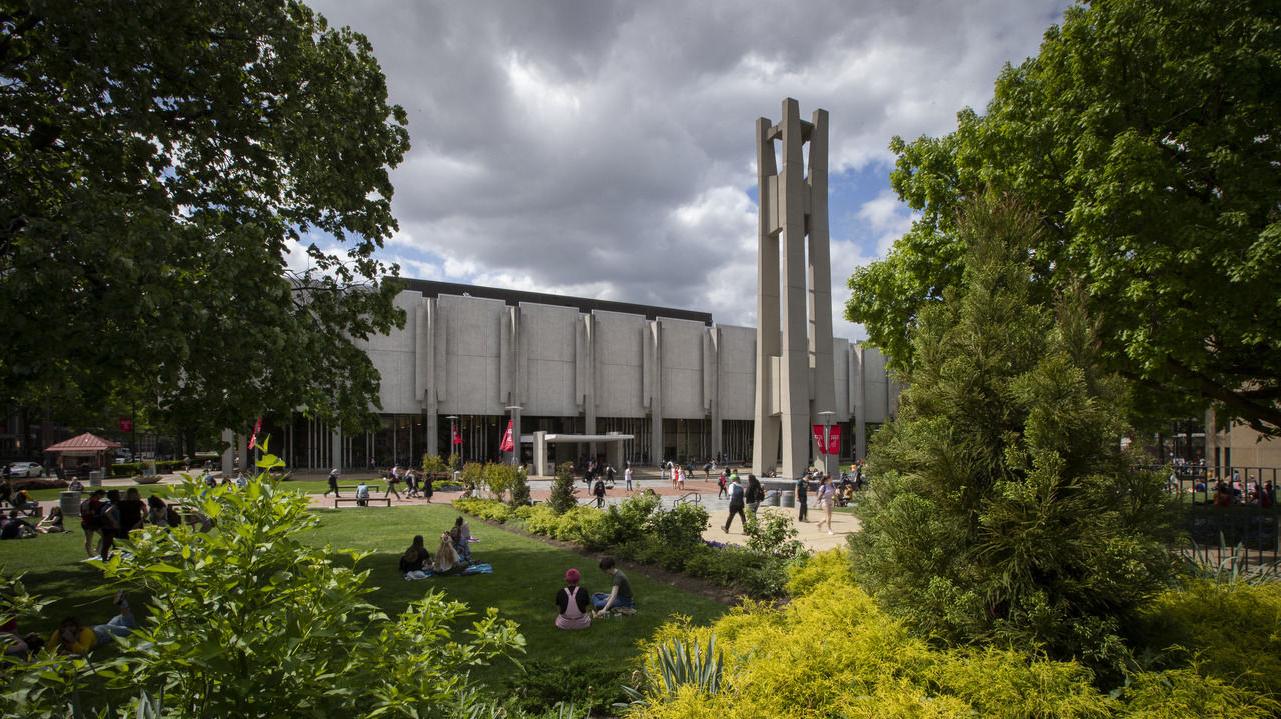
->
xmin=673 ymin=492 xmax=702 ymax=505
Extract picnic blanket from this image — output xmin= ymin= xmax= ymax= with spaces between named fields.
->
xmin=404 ymin=563 xmax=493 ymax=580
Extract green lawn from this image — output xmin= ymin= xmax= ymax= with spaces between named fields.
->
xmin=0 ymin=504 xmax=727 ymax=710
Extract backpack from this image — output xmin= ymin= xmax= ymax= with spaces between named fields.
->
xmin=594 ymin=479 xmax=606 ymax=496
xmin=97 ymin=501 xmax=120 ymax=529
xmin=729 ymin=483 xmax=745 ymax=503
xmin=79 ymin=499 xmax=100 ymax=528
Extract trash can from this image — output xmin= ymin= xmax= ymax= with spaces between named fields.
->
xmin=88 ymin=470 xmax=103 ymax=487
xmin=765 ymin=489 xmax=780 ymax=507
xmin=781 ymin=490 xmax=795 ymax=508
xmin=60 ymin=491 xmax=82 ymax=517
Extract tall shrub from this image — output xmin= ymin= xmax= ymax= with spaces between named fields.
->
xmin=93 ymin=475 xmax=523 ymax=718
xmin=850 ymin=196 xmax=1177 ymax=671
xmin=548 ymin=461 xmax=578 ymax=514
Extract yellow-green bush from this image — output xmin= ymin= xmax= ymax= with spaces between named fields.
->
xmin=631 ymin=549 xmax=1280 ymax=719
xmin=451 ymin=498 xmax=513 ymax=523
xmin=1136 ymin=579 xmax=1281 ymax=698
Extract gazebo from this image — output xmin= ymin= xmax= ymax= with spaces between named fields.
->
xmin=43 ymin=432 xmax=121 ymax=478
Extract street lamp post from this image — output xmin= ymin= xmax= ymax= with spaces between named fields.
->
xmin=504 ymin=405 xmax=522 ymax=466
xmin=817 ymin=410 xmax=835 ymax=478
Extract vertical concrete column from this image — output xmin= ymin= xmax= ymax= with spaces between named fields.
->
xmin=583 ymin=314 xmax=597 ymax=458
xmin=220 ymin=428 xmax=235 ymax=477
xmin=331 ymin=428 xmax=343 ymax=471
xmin=778 ymin=98 xmax=811 ymax=479
xmin=854 ymin=346 xmax=867 ymax=461
xmin=237 ymin=431 xmax=249 ymax=475
xmin=649 ymin=320 xmax=664 ymax=467
xmin=709 ymin=326 xmax=723 ymax=461
xmin=806 ymin=107 xmax=836 ymax=425
xmin=753 ymin=116 xmax=781 ymax=477
xmin=533 ymin=431 xmax=548 ymax=477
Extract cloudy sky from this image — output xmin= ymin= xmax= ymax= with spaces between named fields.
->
xmin=307 ymin=0 xmax=1068 ymax=340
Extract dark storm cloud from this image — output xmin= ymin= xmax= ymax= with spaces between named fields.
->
xmin=307 ymin=0 xmax=1067 ymax=338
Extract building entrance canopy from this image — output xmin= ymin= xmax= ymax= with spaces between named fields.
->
xmin=532 ymin=432 xmax=633 ymax=477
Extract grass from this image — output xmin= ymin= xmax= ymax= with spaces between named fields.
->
xmin=0 ymin=504 xmax=727 ymax=709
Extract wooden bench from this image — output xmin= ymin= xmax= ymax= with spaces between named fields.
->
xmin=333 ymin=496 xmax=392 ymax=509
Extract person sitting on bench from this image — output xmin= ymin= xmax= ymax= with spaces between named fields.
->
xmin=11 ymin=488 xmax=39 ymax=516
xmin=399 ymin=534 xmax=431 ymax=574
xmin=0 ymin=510 xmax=35 ymax=540
xmin=591 ymin=556 xmax=635 ymax=616
xmin=355 ymin=482 xmax=370 ymax=507
xmin=555 ymin=568 xmax=591 ymax=630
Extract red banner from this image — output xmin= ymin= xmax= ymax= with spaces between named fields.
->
xmin=827 ymin=425 xmax=842 ymax=456
xmin=812 ymin=424 xmax=828 ymax=455
xmin=499 ymin=419 xmax=514 ymax=452
xmin=119 ymin=417 xmax=133 ymax=433
xmin=451 ymin=427 xmax=463 ymax=445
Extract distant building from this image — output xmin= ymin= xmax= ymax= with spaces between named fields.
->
xmin=269 ymin=279 xmax=899 ymax=471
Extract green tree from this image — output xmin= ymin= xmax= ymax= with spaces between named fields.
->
xmin=91 ymin=474 xmax=523 ymax=718
xmin=847 ymin=0 xmax=1281 ymax=435
xmin=850 ymin=197 xmax=1178 ymax=674
xmin=548 ymin=461 xmax=578 ymax=514
xmin=0 ymin=0 xmax=410 ymax=436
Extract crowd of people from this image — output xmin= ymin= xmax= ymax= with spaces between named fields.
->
xmin=2 ymin=590 xmax=138 ymax=659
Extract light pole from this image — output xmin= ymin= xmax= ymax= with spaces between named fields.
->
xmin=505 ymin=405 xmax=522 ymax=466
xmin=817 ymin=410 xmax=835 ymax=478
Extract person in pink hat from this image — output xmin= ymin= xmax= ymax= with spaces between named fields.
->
xmin=554 ymin=568 xmax=592 ymax=630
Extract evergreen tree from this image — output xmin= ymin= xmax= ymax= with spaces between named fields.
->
xmin=850 ymin=196 xmax=1178 ymax=673
xmin=548 ymin=461 xmax=578 ymax=514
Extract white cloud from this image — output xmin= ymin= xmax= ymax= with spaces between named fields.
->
xmin=309 ymin=0 xmax=1067 ymax=341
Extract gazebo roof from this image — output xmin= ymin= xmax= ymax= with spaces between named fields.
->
xmin=44 ymin=432 xmax=121 ymax=453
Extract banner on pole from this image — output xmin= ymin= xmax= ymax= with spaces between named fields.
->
xmin=248 ymin=416 xmax=263 ymax=450
xmin=119 ymin=417 xmax=133 ymax=433
xmin=499 ymin=419 xmax=514 ymax=452
xmin=827 ymin=425 xmax=842 ymax=456
xmin=812 ymin=424 xmax=828 ymax=455
xmin=452 ymin=427 xmax=463 ymax=446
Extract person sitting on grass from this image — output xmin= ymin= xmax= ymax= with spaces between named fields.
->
xmin=92 ymin=591 xmax=137 ymax=644
xmin=449 ymin=516 xmax=472 ymax=562
xmin=591 ymin=556 xmax=635 ymax=616
xmin=355 ymin=481 xmax=370 ymax=507
xmin=47 ymin=617 xmax=96 ymax=655
xmin=399 ymin=534 xmax=431 ymax=574
xmin=433 ymin=531 xmax=464 ymax=574
xmin=555 ymin=568 xmax=592 ymax=630
xmin=11 ymin=488 xmax=39 ymax=516
xmin=0 ymin=510 xmax=35 ymax=540
xmin=36 ymin=507 xmax=67 ymax=534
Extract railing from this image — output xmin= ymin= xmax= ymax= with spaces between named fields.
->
xmin=1141 ymin=464 xmax=1281 ymax=572
xmin=673 ymin=492 xmax=702 ymax=506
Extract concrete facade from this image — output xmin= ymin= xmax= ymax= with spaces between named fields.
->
xmin=278 ymin=278 xmax=899 ymax=473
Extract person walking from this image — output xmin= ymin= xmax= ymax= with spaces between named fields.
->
xmin=385 ymin=465 xmax=402 ymax=500
xmin=746 ymin=474 xmax=764 ymax=517
xmin=815 ymin=475 xmax=836 ymax=535
xmin=423 ymin=472 xmax=434 ymax=503
xmin=624 ymin=463 xmax=634 ymax=491
xmin=723 ymin=473 xmax=747 ymax=533
xmin=795 ymin=473 xmax=810 ymax=522
xmin=593 ymin=475 xmax=607 ymax=508
xmin=324 ymin=468 xmax=341 ymax=498
xmin=717 ymin=470 xmax=728 ymax=499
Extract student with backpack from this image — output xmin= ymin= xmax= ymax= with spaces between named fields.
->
xmin=97 ymin=490 xmax=122 ymax=560
xmin=79 ymin=490 xmax=105 ymax=557
xmin=717 ymin=471 xmax=728 ymax=499
xmin=593 ymin=476 xmax=607 ymax=508
xmin=723 ymin=474 xmax=747 ymax=532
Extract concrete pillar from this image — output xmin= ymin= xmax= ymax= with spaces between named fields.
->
xmin=331 ymin=428 xmax=342 ymax=471
xmin=533 ymin=431 xmax=548 ymax=477
xmin=649 ymin=321 xmax=664 ymax=467
xmin=854 ymin=346 xmax=867 ymax=461
xmin=237 ymin=431 xmax=249 ymax=476
xmin=709 ymin=327 xmax=723 ymax=461
xmin=220 ymin=428 xmax=235 ymax=477
xmin=583 ymin=314 xmax=597 ymax=459
xmin=778 ymin=98 xmax=812 ymax=479
xmin=753 ymin=115 xmax=781 ymax=477
xmin=806 ymin=107 xmax=837 ymax=467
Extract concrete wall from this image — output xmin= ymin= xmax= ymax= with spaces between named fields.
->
xmin=519 ymin=302 xmax=579 ymax=416
xmin=351 ymin=286 xmax=898 ymax=464
xmin=592 ymin=310 xmax=647 ymax=418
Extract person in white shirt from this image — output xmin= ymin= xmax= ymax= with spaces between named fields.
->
xmin=624 ymin=463 xmax=634 ymax=491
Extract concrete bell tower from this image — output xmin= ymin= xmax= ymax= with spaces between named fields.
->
xmin=752 ymin=98 xmax=836 ymax=479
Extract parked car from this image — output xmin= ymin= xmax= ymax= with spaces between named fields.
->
xmin=114 ymin=448 xmax=134 ymax=463
xmin=6 ymin=461 xmax=44 ymax=478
